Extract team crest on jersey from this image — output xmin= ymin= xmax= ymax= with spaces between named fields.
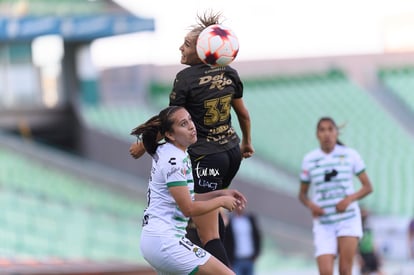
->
xmin=183 ymin=158 xmax=192 ymax=175
xmin=193 ymin=247 xmax=207 ymax=258
xmin=338 ymin=155 xmax=346 ymax=165
xmin=181 ymin=167 xmax=187 ymax=176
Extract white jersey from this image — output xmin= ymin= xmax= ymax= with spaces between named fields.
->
xmin=141 ymin=142 xmax=194 ymax=238
xmin=300 ymin=144 xmax=365 ymax=225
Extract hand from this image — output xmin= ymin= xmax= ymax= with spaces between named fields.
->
xmin=241 ymin=143 xmax=255 ymax=159
xmin=336 ymin=196 xmax=352 ymax=212
xmin=224 ymin=189 xmax=247 ymax=209
xmin=221 ymin=195 xmax=240 ymax=212
xmin=129 ymin=142 xmax=145 ymax=159
xmin=309 ymin=204 xmax=325 ymax=217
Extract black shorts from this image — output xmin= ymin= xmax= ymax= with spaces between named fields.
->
xmin=191 ymin=146 xmax=242 ymax=194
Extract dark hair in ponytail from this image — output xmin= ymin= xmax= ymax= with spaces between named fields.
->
xmin=131 ymin=106 xmax=184 ymax=156
xmin=316 ymin=117 xmax=344 ymax=145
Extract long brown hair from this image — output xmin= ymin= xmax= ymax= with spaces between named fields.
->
xmin=131 ymin=106 xmax=184 ymax=155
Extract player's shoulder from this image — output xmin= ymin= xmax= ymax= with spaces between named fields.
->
xmin=156 ymin=143 xmax=186 ymax=164
xmin=176 ymin=63 xmax=205 ymax=77
xmin=177 ymin=63 xmax=239 ymax=77
xmin=176 ymin=65 xmax=192 ymax=77
xmin=303 ymin=148 xmax=322 ymax=161
xmin=336 ymin=144 xmax=359 ymax=156
xmin=225 ymin=65 xmax=239 ymax=74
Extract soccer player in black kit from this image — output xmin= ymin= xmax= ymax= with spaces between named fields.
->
xmin=130 ymin=11 xmax=254 ymax=267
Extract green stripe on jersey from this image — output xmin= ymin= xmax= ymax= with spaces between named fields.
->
xmin=189 ymin=267 xmax=199 ymax=275
xmin=167 ymin=181 xmax=187 ymax=187
xmin=317 ymin=193 xmax=347 ymax=202
xmin=309 ymin=157 xmax=324 ymax=163
xmin=175 ymin=226 xmax=187 ymax=231
xmin=332 ymin=154 xmax=348 ymax=159
xmin=320 ymin=203 xmax=338 ymax=209
xmin=174 ymin=216 xmax=188 ymax=222
xmin=322 ymin=209 xmax=354 ymax=217
xmin=309 ymin=162 xmax=351 ymax=173
xmin=320 ymin=213 xmax=356 ymax=224
xmin=356 ymin=169 xmax=365 ymax=176
xmin=315 ymin=177 xmax=350 ymax=186
xmin=316 ymin=185 xmax=347 ymax=193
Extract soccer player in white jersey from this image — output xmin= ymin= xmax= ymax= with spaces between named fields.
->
xmin=298 ymin=117 xmax=373 ymax=275
xmin=131 ymin=105 xmax=246 ymax=275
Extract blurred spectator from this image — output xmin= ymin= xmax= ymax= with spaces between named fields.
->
xmin=224 ymin=207 xmax=262 ymax=275
xmin=357 ymin=208 xmax=383 ymax=275
xmin=409 ymin=218 xmax=414 ymax=260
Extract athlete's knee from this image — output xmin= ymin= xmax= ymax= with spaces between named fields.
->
xmin=318 ymin=267 xmax=333 ymax=275
xmin=339 ymin=264 xmax=353 ymax=275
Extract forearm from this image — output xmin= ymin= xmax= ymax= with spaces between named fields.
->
xmin=299 ymin=192 xmax=312 ymax=208
xmin=347 ymin=185 xmax=372 ymax=202
xmin=195 ymin=189 xmax=227 ymax=201
xmin=232 ymin=98 xmax=252 ymax=144
xmin=187 ymin=197 xmax=225 ymax=217
xmin=348 ymin=173 xmax=373 ymax=202
xmin=237 ymin=113 xmax=251 ymax=144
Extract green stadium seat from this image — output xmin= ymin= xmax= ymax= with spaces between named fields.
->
xmin=379 ymin=66 xmax=414 ymax=114
xmin=0 ymin=146 xmax=146 ymax=262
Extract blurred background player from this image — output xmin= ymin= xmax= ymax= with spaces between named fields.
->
xmin=132 ymin=105 xmax=247 ymax=275
xmin=357 ymin=207 xmax=384 ymax=275
xmin=130 ymin=10 xmax=254 ymax=267
xmin=224 ymin=207 xmax=262 ymax=275
xmin=409 ymin=218 xmax=414 ymax=260
xmin=298 ymin=117 xmax=373 ymax=275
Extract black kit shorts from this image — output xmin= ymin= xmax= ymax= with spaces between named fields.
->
xmin=191 ymin=146 xmax=242 ymax=194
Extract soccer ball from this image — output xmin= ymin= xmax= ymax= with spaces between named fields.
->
xmin=196 ymin=24 xmax=239 ymax=67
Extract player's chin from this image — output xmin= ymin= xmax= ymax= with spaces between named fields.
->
xmin=180 ymin=56 xmax=187 ymax=64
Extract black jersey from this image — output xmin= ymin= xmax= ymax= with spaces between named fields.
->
xmin=169 ymin=63 xmax=243 ymax=156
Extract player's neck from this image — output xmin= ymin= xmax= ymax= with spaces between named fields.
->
xmin=321 ymin=145 xmax=335 ymax=154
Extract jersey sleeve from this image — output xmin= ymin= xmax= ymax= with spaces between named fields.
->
xmin=351 ymin=148 xmax=366 ymax=175
xmin=299 ymin=156 xmax=311 ymax=184
xmin=169 ymin=74 xmax=188 ymax=106
xmin=229 ymin=67 xmax=243 ymax=99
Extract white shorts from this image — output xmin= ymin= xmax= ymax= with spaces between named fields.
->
xmin=140 ymin=234 xmax=211 ymax=274
xmin=313 ymin=213 xmax=363 ymax=258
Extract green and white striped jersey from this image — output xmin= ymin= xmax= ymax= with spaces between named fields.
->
xmin=300 ymin=144 xmax=365 ymax=224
